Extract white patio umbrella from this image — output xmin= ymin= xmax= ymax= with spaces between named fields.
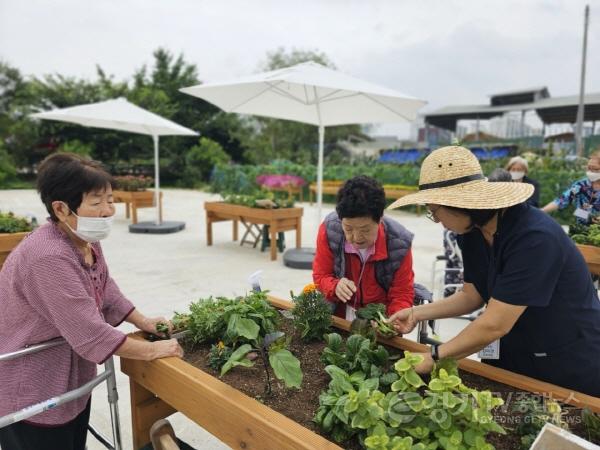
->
xmin=30 ymin=98 xmax=197 ymax=229
xmin=180 ymin=62 xmax=426 ymax=220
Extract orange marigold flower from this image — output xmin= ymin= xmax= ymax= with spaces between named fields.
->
xmin=302 ymin=283 xmax=317 ymax=295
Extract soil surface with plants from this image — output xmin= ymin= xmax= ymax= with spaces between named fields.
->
xmin=181 ymin=317 xmax=598 ymax=450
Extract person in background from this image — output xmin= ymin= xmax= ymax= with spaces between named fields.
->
xmin=542 ymin=149 xmax=600 ymax=224
xmin=506 ymin=156 xmax=540 ymax=207
xmin=312 ymin=176 xmax=415 ymax=321
xmin=0 ymin=153 xmax=183 ymax=450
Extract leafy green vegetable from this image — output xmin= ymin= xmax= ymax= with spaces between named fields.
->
xmin=356 ymin=304 xmax=397 ymax=338
xmin=0 ymin=212 xmax=33 ymax=233
xmin=290 ymin=284 xmax=332 ymax=342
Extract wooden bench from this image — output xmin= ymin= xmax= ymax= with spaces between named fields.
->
xmin=113 ymin=190 xmax=163 ymax=224
xmin=309 ymin=182 xmax=421 ymax=215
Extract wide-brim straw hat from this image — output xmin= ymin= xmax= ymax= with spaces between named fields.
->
xmin=388 ymin=145 xmax=534 ymax=210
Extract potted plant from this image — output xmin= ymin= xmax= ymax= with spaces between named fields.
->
xmin=0 ymin=212 xmax=34 ymax=268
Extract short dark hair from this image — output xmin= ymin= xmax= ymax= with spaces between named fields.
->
xmin=443 ymin=171 xmax=508 ymax=227
xmin=37 ymin=153 xmax=115 ymax=222
xmin=443 ymin=206 xmax=498 ymax=228
xmin=488 ymin=168 xmax=512 ymax=182
xmin=336 ymin=176 xmax=386 ymax=222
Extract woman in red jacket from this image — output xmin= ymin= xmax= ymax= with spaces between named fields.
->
xmin=312 ymin=176 xmax=415 ymax=320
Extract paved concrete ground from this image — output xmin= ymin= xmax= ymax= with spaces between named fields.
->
xmin=0 ymin=188 xmax=470 ymax=450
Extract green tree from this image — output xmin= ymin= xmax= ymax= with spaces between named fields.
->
xmin=246 ymin=48 xmax=362 ymax=165
xmin=182 ymin=137 xmax=230 ymax=187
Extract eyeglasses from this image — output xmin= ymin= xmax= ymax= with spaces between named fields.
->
xmin=426 ymin=206 xmax=442 ymax=223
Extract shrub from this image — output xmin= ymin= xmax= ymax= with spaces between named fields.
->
xmin=0 ymin=212 xmax=34 ymax=233
xmin=183 ymin=137 xmax=230 ymax=187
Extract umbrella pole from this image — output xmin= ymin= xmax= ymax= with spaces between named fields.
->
xmin=153 ymin=135 xmax=161 ymax=226
xmin=317 ymin=124 xmax=325 ymax=224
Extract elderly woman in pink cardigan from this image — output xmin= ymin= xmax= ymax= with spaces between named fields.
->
xmin=0 ymin=153 xmax=182 ymax=450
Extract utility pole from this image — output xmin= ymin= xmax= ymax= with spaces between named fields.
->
xmin=576 ymin=5 xmax=590 ymax=157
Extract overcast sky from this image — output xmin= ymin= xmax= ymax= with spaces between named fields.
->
xmin=1 ymin=0 xmax=598 ymax=136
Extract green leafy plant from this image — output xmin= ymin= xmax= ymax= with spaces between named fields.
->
xmin=356 ymin=303 xmax=397 ymax=338
xmin=290 ymin=283 xmax=332 ymax=342
xmin=320 ymin=333 xmax=398 ymax=389
xmin=0 ymin=212 xmax=34 ymax=233
xmin=582 ymin=408 xmax=600 ymax=443
xmin=569 ymin=223 xmax=600 ymax=247
xmin=185 ymin=291 xmax=279 ymax=345
xmin=113 ymin=175 xmax=154 ymax=191
xmin=512 ymin=397 xmax=568 ymax=449
xmin=223 ymin=190 xmax=294 ymax=209
xmin=315 ymin=351 xmax=505 ymax=449
xmin=208 ymin=341 xmax=234 ymax=371
xmin=221 ymin=330 xmax=303 ymax=392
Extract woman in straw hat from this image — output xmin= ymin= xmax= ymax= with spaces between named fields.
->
xmin=387 ymin=146 xmax=600 ymax=397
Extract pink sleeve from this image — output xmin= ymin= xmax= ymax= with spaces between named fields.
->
xmin=23 ymin=255 xmax=127 ymax=364
xmin=102 ymin=274 xmax=135 ymax=327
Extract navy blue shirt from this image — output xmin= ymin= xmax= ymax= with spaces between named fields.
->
xmin=457 ymin=203 xmax=600 ymax=396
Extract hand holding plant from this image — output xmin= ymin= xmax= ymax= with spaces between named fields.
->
xmin=385 ymin=307 xmax=418 ymax=335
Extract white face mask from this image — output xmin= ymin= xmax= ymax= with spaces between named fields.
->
xmin=63 ymin=203 xmax=114 ymax=242
xmin=510 ymin=171 xmax=525 ymax=181
xmin=587 ymin=171 xmax=600 ymax=183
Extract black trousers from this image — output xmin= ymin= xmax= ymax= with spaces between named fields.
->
xmin=0 ymin=399 xmax=91 ymax=450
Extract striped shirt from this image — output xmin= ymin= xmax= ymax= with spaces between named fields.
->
xmin=0 ymin=221 xmax=134 ymax=425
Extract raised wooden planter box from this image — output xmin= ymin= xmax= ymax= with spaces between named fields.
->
xmin=120 ymin=295 xmax=600 ymax=450
xmin=0 ymin=231 xmax=29 ymax=269
xmin=309 ymin=182 xmax=422 ymax=215
xmin=264 ymin=184 xmax=304 ymax=202
xmin=576 ymin=243 xmax=600 ymax=276
xmin=112 ymin=190 xmax=163 ymax=225
xmin=204 ymin=201 xmax=303 ymax=261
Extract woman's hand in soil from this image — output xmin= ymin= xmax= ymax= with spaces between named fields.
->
xmin=335 ymin=278 xmax=357 ymax=303
xmin=151 ymin=339 xmax=183 ymax=360
xmin=385 ymin=307 xmax=417 ymax=334
xmin=413 ymin=352 xmax=434 ymax=374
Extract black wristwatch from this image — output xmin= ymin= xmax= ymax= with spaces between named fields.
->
xmin=430 ymin=343 xmax=441 ymax=362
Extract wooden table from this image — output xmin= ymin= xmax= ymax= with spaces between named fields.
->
xmin=576 ymin=243 xmax=600 ymax=275
xmin=112 ymin=190 xmax=163 ymax=224
xmin=120 ymin=295 xmax=600 ymax=450
xmin=309 ymin=182 xmax=422 ymax=215
xmin=204 ymin=202 xmax=303 ymax=261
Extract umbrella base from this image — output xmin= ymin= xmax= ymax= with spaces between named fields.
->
xmin=129 ymin=221 xmax=186 ymax=234
xmin=283 ymin=247 xmax=315 ymax=270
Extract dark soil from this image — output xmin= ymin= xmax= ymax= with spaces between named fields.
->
xmin=180 ymin=318 xmax=599 ymax=450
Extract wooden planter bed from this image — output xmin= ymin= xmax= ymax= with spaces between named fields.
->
xmin=0 ymin=231 xmax=29 ymax=269
xmin=204 ymin=202 xmax=303 ymax=261
xmin=576 ymin=243 xmax=600 ymax=276
xmin=309 ymin=182 xmax=422 ymax=215
xmin=112 ymin=190 xmax=163 ymax=225
xmin=120 ymin=296 xmax=600 ymax=450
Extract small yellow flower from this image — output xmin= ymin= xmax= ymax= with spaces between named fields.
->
xmin=302 ymin=283 xmax=317 ymax=295
xmin=217 ymin=341 xmax=225 ymax=349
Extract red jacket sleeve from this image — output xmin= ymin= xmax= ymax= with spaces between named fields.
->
xmin=312 ymin=223 xmax=340 ymax=302
xmin=386 ymin=248 xmax=415 ymax=316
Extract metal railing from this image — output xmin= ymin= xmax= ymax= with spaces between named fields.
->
xmin=0 ymin=338 xmax=122 ymax=450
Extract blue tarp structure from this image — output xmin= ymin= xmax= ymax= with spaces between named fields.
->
xmin=378 ymin=146 xmax=511 ymax=164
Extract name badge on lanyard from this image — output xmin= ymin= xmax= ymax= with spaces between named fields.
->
xmin=574 ymin=207 xmax=591 ymax=221
xmin=345 ymin=305 xmax=357 ymax=322
xmin=478 ymin=340 xmax=500 ymax=359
